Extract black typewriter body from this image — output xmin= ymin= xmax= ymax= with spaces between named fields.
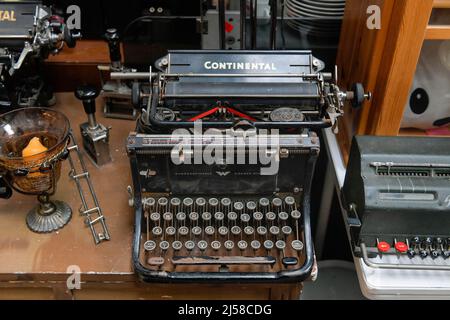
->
xmin=127 ymin=50 xmax=365 ymax=282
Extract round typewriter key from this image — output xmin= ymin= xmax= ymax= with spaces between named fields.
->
xmin=176 ymin=212 xmax=186 ymax=221
xmin=270 ymin=226 xmax=280 ymax=236
xmin=211 ymin=240 xmax=221 ymax=250
xmin=225 ymin=240 xmax=234 ymax=250
xmin=221 ymin=198 xmax=231 ymax=207
xmin=214 ymin=211 xmax=224 ymax=221
xmin=259 ymin=198 xmax=270 ymax=207
xmin=279 ymin=212 xmax=289 ymax=221
xmin=150 ymin=212 xmax=160 ymax=222
xmin=407 ymin=249 xmax=416 ymax=258
xmin=251 ymin=240 xmax=261 ymax=250
xmin=291 ymin=210 xmax=301 ymax=219
xmin=196 ymin=197 xmax=206 ymax=207
xmin=202 ymin=212 xmax=212 ymax=221
xmin=395 ymin=241 xmax=408 ymax=253
xmin=218 ymin=226 xmax=228 ymax=236
xmin=246 ymin=201 xmax=257 ymax=211
xmin=208 ymin=198 xmax=219 ymax=207
xmin=231 ymin=226 xmax=241 ymax=235
xmin=183 ymin=197 xmax=193 ymax=207
xmin=205 ymin=226 xmax=215 ymax=236
xmin=266 ymin=212 xmax=276 ymax=221
xmin=152 ymin=226 xmax=163 ymax=236
xmin=282 ymin=226 xmax=293 ymax=235
xmin=178 ymin=226 xmax=189 ymax=236
xmin=192 ymin=226 xmax=202 ymax=236
xmin=443 ymin=251 xmax=450 ymax=259
xmin=158 ymin=197 xmax=168 ymax=207
xmin=198 ymin=240 xmax=208 ymax=251
xmin=257 ymin=226 xmax=267 ymax=236
xmin=163 ymin=212 xmax=173 ymax=221
xmin=253 ymin=212 xmax=263 ymax=221
xmin=172 ymin=241 xmax=182 ymax=251
xmin=166 ymin=226 xmax=176 ymax=236
xmin=291 ymin=240 xmax=304 ymax=251
xmin=170 ymin=197 xmax=181 ymax=207
xmin=264 ymin=240 xmax=274 ymax=250
xmin=377 ymin=241 xmax=390 ymax=253
xmin=244 ymin=226 xmax=255 ymax=236
xmin=431 ymin=250 xmax=440 ymax=259
xmin=227 ymin=212 xmax=237 ymax=221
xmin=144 ymin=240 xmax=156 ymax=251
xmin=234 ymin=201 xmax=244 ymax=211
xmin=284 ymin=196 xmax=295 ymax=206
xmin=272 ymin=197 xmax=283 ymax=207
xmin=276 ymin=240 xmax=286 ymax=250
xmin=189 ymin=212 xmax=199 ymax=221
xmin=142 ymin=197 xmax=155 ymax=207
xmin=185 ymin=241 xmax=195 ymax=251
xmin=238 ymin=240 xmax=248 ymax=250
xmin=159 ymin=240 xmax=170 ymax=251
xmin=240 ymin=213 xmax=251 ymax=223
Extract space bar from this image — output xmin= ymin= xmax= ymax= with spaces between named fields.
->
xmin=172 ymin=256 xmax=276 ymax=265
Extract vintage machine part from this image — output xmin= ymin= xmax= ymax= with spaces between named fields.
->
xmin=75 ymin=85 xmax=112 ymax=167
xmin=0 ymin=1 xmax=80 ymax=109
xmin=343 ymin=136 xmax=450 ymax=270
xmin=202 ymin=10 xmax=241 ymax=50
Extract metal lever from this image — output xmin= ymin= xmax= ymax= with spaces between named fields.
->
xmin=67 ymin=132 xmax=110 ymax=245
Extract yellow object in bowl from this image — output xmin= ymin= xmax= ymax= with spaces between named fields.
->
xmin=22 ymin=137 xmax=48 ymax=158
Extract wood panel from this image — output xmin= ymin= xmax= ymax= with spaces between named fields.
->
xmin=433 ymin=0 xmax=450 ymax=8
xmin=425 ymin=25 xmax=450 ymax=39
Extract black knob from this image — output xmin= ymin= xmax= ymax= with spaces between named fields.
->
xmin=75 ymin=85 xmax=99 ymax=115
xmin=351 ymin=83 xmax=366 ymax=109
xmin=105 ymin=28 xmax=121 ymax=64
xmin=431 ymin=250 xmax=440 ymax=259
xmin=64 ymin=27 xmax=80 ymax=49
xmin=419 ymin=250 xmax=428 ymax=259
xmin=132 ymin=82 xmax=142 ymax=109
xmin=407 ymin=249 xmax=416 ymax=258
xmin=412 ymin=236 xmax=420 ymax=245
xmin=0 ymin=178 xmax=12 ymax=199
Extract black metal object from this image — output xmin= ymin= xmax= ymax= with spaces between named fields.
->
xmin=270 ymin=0 xmax=278 ymax=50
xmin=218 ymin=0 xmax=226 ymax=50
xmin=240 ymin=0 xmax=246 ymax=50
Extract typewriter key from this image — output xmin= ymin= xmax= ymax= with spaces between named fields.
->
xmin=291 ymin=210 xmax=301 ymax=219
xmin=431 ymin=250 xmax=440 ymax=259
xmin=284 ymin=196 xmax=295 ymax=206
xmin=170 ymin=197 xmax=181 ymax=207
xmin=225 ymin=240 xmax=234 ymax=250
xmin=208 ymin=198 xmax=219 ymax=207
xmin=158 ymin=197 xmax=168 ymax=207
xmin=291 ymin=240 xmax=304 ymax=251
xmin=202 ymin=212 xmax=212 ymax=221
xmin=443 ymin=251 xmax=450 ymax=259
xmin=211 ymin=240 xmax=221 ymax=250
xmin=198 ymin=240 xmax=208 ymax=251
xmin=150 ymin=212 xmax=160 ymax=222
xmin=142 ymin=197 xmax=155 ymax=207
xmin=264 ymin=240 xmax=274 ymax=250
xmin=282 ymin=226 xmax=293 ymax=235
xmin=259 ymin=198 xmax=270 ymax=207
xmin=185 ymin=241 xmax=195 ymax=251
xmin=176 ymin=212 xmax=186 ymax=221
xmin=172 ymin=241 xmax=182 ymax=251
xmin=234 ymin=201 xmax=244 ymax=211
xmin=257 ymin=226 xmax=267 ymax=236
xmin=196 ymin=197 xmax=206 ymax=207
xmin=178 ymin=226 xmax=189 ymax=236
xmin=272 ymin=198 xmax=283 ymax=208
xmin=246 ymin=201 xmax=257 ymax=211
xmin=205 ymin=226 xmax=215 ymax=236
xmin=231 ymin=226 xmax=242 ymax=235
xmin=244 ymin=226 xmax=254 ymax=236
xmin=183 ymin=197 xmax=193 ymax=207
xmin=241 ymin=213 xmax=251 ymax=223
xmin=160 ymin=240 xmax=170 ymax=251
xmin=221 ymin=198 xmax=231 ymax=207
xmin=270 ymin=226 xmax=280 ymax=236
xmin=407 ymin=248 xmax=416 ymax=258
xmin=189 ymin=212 xmax=199 ymax=221
xmin=192 ymin=226 xmax=202 ymax=236
xmin=276 ymin=240 xmax=286 ymax=250
xmin=166 ymin=226 xmax=176 ymax=236
xmin=152 ymin=226 xmax=163 ymax=236
xmin=253 ymin=212 xmax=263 ymax=221
xmin=214 ymin=211 xmax=225 ymax=221
xmin=144 ymin=240 xmax=156 ymax=251
xmin=163 ymin=212 xmax=173 ymax=221
xmin=279 ymin=212 xmax=289 ymax=221
xmin=227 ymin=212 xmax=238 ymax=221
xmin=238 ymin=240 xmax=248 ymax=250
xmin=218 ymin=226 xmax=228 ymax=236
xmin=266 ymin=212 xmax=276 ymax=221
xmin=251 ymin=240 xmax=261 ymax=250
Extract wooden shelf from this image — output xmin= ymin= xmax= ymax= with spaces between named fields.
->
xmin=425 ymin=25 xmax=450 ymax=39
xmin=433 ymin=0 xmax=450 ymax=8
xmin=399 ymin=128 xmax=450 ymax=137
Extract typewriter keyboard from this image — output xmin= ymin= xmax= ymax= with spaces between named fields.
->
xmin=140 ymin=196 xmax=306 ymax=272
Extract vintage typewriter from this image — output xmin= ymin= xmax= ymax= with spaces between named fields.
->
xmin=127 ymin=50 xmax=369 ymax=282
xmin=343 ymin=136 xmax=450 ymax=270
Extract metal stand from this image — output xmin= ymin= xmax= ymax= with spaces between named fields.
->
xmin=26 ymin=195 xmax=72 ymax=233
xmin=67 ymin=132 xmax=110 ymax=244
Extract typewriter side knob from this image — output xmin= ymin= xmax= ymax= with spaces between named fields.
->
xmin=132 ymin=82 xmax=142 ymax=109
xmin=348 ymin=83 xmax=372 ymax=109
